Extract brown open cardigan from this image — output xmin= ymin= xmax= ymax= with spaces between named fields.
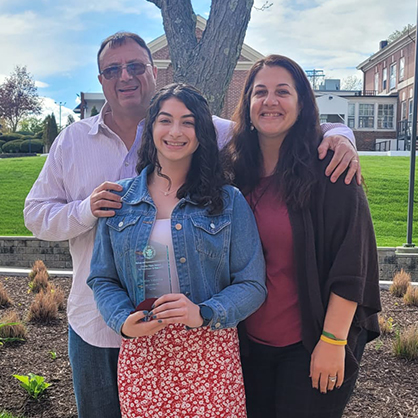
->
xmin=240 ymin=152 xmax=381 ymax=381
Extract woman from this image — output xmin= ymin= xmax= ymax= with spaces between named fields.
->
xmin=222 ymin=55 xmax=381 ymax=418
xmin=87 ymin=83 xmax=267 ymax=418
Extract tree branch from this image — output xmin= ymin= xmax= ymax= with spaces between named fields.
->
xmin=145 ymin=0 xmax=162 ymax=9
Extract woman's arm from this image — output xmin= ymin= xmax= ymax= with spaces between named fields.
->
xmin=310 ymin=293 xmax=357 ymax=393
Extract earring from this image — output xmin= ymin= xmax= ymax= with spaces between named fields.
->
xmin=250 ymin=121 xmax=255 ymax=131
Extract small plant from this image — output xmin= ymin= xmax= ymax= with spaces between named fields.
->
xmin=374 ymin=339 xmax=384 ymax=351
xmin=403 ymin=285 xmax=418 ymax=306
xmin=47 ymin=284 xmax=65 ymax=311
xmin=390 ymin=269 xmax=411 ymax=297
xmin=12 ymin=373 xmax=51 ymax=400
xmin=28 ymin=260 xmax=49 ymax=281
xmin=27 ymin=291 xmax=58 ymax=323
xmin=0 ymin=311 xmax=26 ymax=345
xmin=0 ymin=283 xmax=13 ymax=307
xmin=378 ymin=315 xmax=394 ymax=335
xmin=49 ymin=351 xmax=57 ymax=360
xmin=0 ymin=411 xmax=27 ymax=418
xmin=29 ymin=270 xmax=49 ymax=294
xmin=393 ymin=325 xmax=418 ymax=361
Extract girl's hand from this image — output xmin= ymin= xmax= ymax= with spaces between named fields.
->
xmin=148 ymin=293 xmax=204 ymax=328
xmin=310 ymin=339 xmax=345 ymax=394
xmin=121 ymin=310 xmax=166 ymax=338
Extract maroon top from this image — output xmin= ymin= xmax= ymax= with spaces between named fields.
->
xmin=245 ymin=176 xmax=302 ymax=347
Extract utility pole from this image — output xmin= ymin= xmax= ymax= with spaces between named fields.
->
xmin=55 ymin=101 xmax=66 ymax=129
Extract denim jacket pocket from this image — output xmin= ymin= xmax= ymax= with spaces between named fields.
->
xmin=191 ymin=214 xmax=231 ymax=258
xmin=106 ymin=213 xmax=142 ymax=232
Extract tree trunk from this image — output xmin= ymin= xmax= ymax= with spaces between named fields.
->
xmin=146 ymin=0 xmax=254 ymax=115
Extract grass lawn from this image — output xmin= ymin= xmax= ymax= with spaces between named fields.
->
xmin=0 ymin=156 xmax=47 ymax=236
xmin=0 ymin=155 xmax=417 ymax=246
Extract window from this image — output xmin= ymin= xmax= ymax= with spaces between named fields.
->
xmin=374 ymin=72 xmax=379 ymax=92
xmin=390 ymin=64 xmax=397 ymax=89
xmin=409 ymin=99 xmax=414 ymax=121
xmin=401 ymin=101 xmax=407 ymax=120
xmin=378 ymin=104 xmax=394 ymax=129
xmin=382 ymin=68 xmax=387 ymax=90
xmin=399 ymin=57 xmax=405 ymax=81
xmin=348 ymin=103 xmax=355 ymax=128
xmin=359 ymin=104 xmax=374 ymax=128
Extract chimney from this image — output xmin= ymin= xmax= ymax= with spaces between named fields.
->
xmin=379 ymin=40 xmax=388 ymax=50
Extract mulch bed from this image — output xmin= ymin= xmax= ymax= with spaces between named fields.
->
xmin=0 ymin=275 xmax=417 ymax=418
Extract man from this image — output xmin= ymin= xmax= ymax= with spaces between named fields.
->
xmin=24 ymin=32 xmax=360 ymax=418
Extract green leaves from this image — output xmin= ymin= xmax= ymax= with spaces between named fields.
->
xmin=12 ymin=373 xmax=51 ymax=399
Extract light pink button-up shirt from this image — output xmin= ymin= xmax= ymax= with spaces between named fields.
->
xmin=23 ymin=102 xmax=354 ymax=348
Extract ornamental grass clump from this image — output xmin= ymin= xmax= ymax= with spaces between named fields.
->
xmin=47 ymin=284 xmax=65 ymax=311
xmin=403 ymin=285 xmax=418 ymax=306
xmin=0 ymin=283 xmax=13 ymax=307
xmin=393 ymin=325 xmax=418 ymax=361
xmin=0 ymin=311 xmax=26 ymax=344
xmin=389 ymin=269 xmax=411 ymax=297
xmin=28 ymin=260 xmax=49 ymax=281
xmin=28 ymin=291 xmax=58 ymax=323
xmin=30 ymin=270 xmax=49 ymax=294
xmin=378 ymin=315 xmax=394 ymax=335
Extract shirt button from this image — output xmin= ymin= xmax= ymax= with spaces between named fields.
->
xmin=180 ymin=257 xmax=186 ymax=263
xmin=215 ymin=322 xmax=221 ymax=328
xmin=118 ymin=221 xmax=124 ymax=227
xmin=175 ymin=223 xmax=182 ymax=231
xmin=210 ymin=222 xmax=215 ymax=229
xmin=124 ymin=161 xmax=129 ymax=166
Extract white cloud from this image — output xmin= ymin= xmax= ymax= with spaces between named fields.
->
xmin=39 ymin=97 xmax=78 ymax=125
xmin=35 ymin=80 xmax=49 ymax=88
xmin=245 ymin=0 xmax=415 ymax=79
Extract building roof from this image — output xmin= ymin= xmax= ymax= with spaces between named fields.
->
xmin=357 ymin=27 xmax=416 ymax=72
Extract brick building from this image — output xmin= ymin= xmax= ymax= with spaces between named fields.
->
xmin=357 ymin=28 xmax=416 ymax=150
xmin=75 ymin=16 xmax=263 ymax=120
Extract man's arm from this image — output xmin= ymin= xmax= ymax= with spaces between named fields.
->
xmin=319 ymin=123 xmax=361 ymax=185
xmin=24 ymin=136 xmax=122 ymax=241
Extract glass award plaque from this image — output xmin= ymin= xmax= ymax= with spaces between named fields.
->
xmin=136 ymin=241 xmax=172 ymax=299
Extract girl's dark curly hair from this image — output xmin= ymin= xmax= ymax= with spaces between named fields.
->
xmin=136 ymin=83 xmax=226 ymax=214
xmin=221 ymin=54 xmax=323 ymax=210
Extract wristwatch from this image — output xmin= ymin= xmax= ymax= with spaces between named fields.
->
xmin=199 ymin=304 xmax=214 ymax=327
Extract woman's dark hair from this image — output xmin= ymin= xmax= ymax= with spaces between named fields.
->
xmin=222 ymin=54 xmax=322 ymax=210
xmin=137 ymin=83 xmax=225 ymax=214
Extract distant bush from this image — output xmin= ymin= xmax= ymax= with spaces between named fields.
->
xmin=15 ymin=131 xmax=33 ymax=136
xmin=2 ymin=140 xmax=23 ymax=153
xmin=35 ymin=131 xmax=43 ymax=139
xmin=0 ymin=140 xmax=5 ymax=152
xmin=20 ymin=139 xmax=43 ymax=153
xmin=0 ymin=134 xmax=23 ymax=142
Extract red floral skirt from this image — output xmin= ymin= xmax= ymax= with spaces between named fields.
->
xmin=118 ymin=324 xmax=247 ymax=418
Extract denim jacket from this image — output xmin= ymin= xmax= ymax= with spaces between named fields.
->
xmin=87 ymin=166 xmax=267 ymax=336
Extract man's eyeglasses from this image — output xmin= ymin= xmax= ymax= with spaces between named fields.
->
xmin=100 ymin=63 xmax=152 ymax=80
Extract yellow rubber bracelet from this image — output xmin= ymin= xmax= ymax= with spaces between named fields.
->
xmin=320 ymin=334 xmax=347 ymax=346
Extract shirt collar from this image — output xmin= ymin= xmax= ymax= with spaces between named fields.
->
xmin=88 ymin=102 xmax=111 ymax=136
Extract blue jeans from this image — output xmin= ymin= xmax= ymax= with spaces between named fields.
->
xmin=68 ymin=325 xmax=121 ymax=418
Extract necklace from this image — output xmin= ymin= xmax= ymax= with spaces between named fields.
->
xmin=158 ymin=188 xmax=177 ymax=197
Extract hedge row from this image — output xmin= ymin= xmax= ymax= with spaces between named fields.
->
xmin=1 ymin=139 xmax=43 ymax=153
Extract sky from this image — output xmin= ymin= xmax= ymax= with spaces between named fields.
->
xmin=0 ymin=0 xmax=415 ymax=124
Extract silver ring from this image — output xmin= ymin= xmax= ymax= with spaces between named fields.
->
xmin=328 ymin=376 xmax=337 ymax=382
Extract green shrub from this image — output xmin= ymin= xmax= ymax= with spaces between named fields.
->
xmin=0 ymin=134 xmax=23 ymax=142
xmin=0 ymin=140 xmax=5 ymax=152
xmin=20 ymin=140 xmax=43 ymax=153
xmin=2 ymin=140 xmax=23 ymax=153
xmin=15 ymin=131 xmax=33 ymax=136
xmin=35 ymin=131 xmax=43 ymax=139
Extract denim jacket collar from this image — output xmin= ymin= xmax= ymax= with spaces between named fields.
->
xmin=121 ymin=165 xmax=199 ymax=206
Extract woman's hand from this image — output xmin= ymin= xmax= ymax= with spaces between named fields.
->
xmin=149 ymin=293 xmax=204 ymax=328
xmin=310 ymin=339 xmax=345 ymax=394
xmin=121 ymin=310 xmax=167 ymax=338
